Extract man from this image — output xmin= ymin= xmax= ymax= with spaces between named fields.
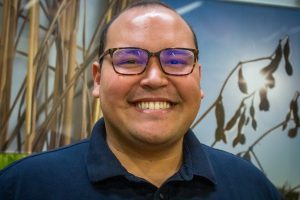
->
xmin=0 ymin=0 xmax=282 ymax=199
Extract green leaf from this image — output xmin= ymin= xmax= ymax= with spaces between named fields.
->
xmin=0 ymin=153 xmax=28 ymax=169
xmin=238 ymin=67 xmax=248 ymax=94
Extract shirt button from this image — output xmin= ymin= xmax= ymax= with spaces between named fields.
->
xmin=159 ymin=193 xmax=164 ymax=199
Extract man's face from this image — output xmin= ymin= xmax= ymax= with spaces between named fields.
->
xmin=93 ymin=6 xmax=203 ymax=149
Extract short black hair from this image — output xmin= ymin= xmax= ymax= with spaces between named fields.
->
xmin=98 ymin=0 xmax=198 ymax=61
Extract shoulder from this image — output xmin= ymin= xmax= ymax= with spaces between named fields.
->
xmin=185 ymin=131 xmax=269 ymax=182
xmin=202 ymin=144 xmax=264 ymax=177
xmin=0 ymin=139 xmax=89 ymax=180
xmin=202 ymin=144 xmax=252 ymax=166
xmin=0 ymin=139 xmax=90 ymax=199
xmin=4 ymin=139 xmax=88 ymax=169
xmin=201 ymin=144 xmax=282 ymax=199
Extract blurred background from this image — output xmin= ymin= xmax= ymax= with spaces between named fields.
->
xmin=0 ymin=0 xmax=299 ymax=199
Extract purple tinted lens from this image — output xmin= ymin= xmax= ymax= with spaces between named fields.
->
xmin=160 ymin=49 xmax=194 ymax=74
xmin=113 ymin=48 xmax=148 ymax=74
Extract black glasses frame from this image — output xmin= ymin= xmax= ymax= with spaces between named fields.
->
xmin=98 ymin=47 xmax=199 ymax=76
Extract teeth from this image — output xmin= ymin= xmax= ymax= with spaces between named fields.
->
xmin=137 ymin=102 xmax=171 ymax=110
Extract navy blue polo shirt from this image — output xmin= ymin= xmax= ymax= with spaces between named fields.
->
xmin=0 ymin=118 xmax=282 ymax=199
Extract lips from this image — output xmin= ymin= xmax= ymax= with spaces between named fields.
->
xmin=136 ymin=101 xmax=171 ymax=110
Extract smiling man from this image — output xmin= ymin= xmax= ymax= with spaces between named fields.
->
xmin=92 ymin=0 xmax=202 ymax=188
xmin=0 ymin=0 xmax=283 ymax=199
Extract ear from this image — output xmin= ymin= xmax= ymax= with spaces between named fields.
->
xmin=92 ymin=61 xmax=101 ymax=98
xmin=198 ymin=63 xmax=204 ymax=100
xmin=200 ymin=88 xmax=204 ymax=100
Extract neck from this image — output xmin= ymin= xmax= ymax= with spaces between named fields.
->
xmin=107 ymin=138 xmax=184 ymax=187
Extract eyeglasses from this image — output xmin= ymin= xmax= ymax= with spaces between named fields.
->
xmin=98 ymin=47 xmax=199 ymax=76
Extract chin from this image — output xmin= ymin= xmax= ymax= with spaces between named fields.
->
xmin=131 ymin=128 xmax=182 ymax=146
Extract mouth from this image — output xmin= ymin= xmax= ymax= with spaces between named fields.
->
xmin=135 ymin=101 xmax=172 ymax=110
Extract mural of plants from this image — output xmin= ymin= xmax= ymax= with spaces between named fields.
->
xmin=192 ymin=37 xmax=299 ymax=146
xmin=190 ymin=36 xmax=299 ymax=198
xmin=0 ymin=0 xmax=137 ymax=153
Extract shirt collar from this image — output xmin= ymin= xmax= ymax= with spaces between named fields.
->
xmin=86 ymin=118 xmax=217 ymax=185
xmin=180 ymin=129 xmax=217 ymax=185
xmin=86 ymin=118 xmax=128 ymax=183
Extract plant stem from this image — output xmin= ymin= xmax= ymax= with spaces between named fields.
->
xmin=191 ymin=99 xmax=218 ymax=129
xmin=192 ymin=57 xmax=271 ymax=129
xmin=250 ymin=149 xmax=264 ymax=173
xmin=248 ymin=121 xmax=285 ymax=151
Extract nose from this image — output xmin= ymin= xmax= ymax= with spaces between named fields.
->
xmin=140 ymin=57 xmax=168 ymax=89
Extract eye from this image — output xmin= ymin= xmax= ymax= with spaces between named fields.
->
xmin=169 ymin=60 xmax=178 ymax=64
xmin=163 ymin=58 xmax=187 ymax=66
xmin=116 ymin=57 xmax=143 ymax=66
xmin=118 ymin=59 xmax=138 ymax=65
xmin=161 ymin=49 xmax=194 ymax=68
xmin=127 ymin=60 xmax=137 ymax=64
xmin=113 ymin=49 xmax=148 ymax=68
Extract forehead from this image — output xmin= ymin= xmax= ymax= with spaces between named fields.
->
xmin=119 ymin=6 xmax=176 ymax=23
xmin=106 ymin=6 xmax=195 ymax=49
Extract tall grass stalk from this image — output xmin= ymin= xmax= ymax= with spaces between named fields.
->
xmin=0 ymin=0 xmax=136 ymax=153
